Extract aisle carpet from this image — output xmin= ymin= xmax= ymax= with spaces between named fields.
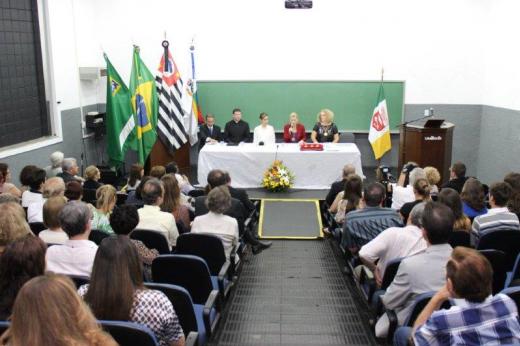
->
xmin=258 ymin=199 xmax=323 ymax=239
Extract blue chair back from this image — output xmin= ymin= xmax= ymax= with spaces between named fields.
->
xmin=381 ymin=257 xmax=403 ymax=290
xmin=477 ymin=229 xmax=520 ymax=271
xmin=404 ymin=291 xmax=452 ymax=327
xmin=449 ymin=230 xmax=471 ymax=248
xmin=175 ymin=233 xmax=227 ymax=276
xmin=480 ymin=249 xmax=507 ymax=294
xmin=131 ymin=229 xmax=170 ymax=255
xmin=501 ymin=286 xmax=520 ymax=312
xmin=100 ymin=320 xmax=158 ymax=346
xmin=152 ymin=254 xmax=214 ymax=305
xmin=0 ymin=321 xmax=9 ymax=335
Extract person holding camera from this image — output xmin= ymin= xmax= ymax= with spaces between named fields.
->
xmin=391 ymin=162 xmax=427 ymax=210
xmin=253 ymin=112 xmax=275 ymax=146
xmin=283 ymin=112 xmax=306 ymax=143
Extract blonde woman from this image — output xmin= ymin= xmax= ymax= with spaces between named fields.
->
xmin=283 ymin=112 xmax=306 ymax=143
xmin=0 ymin=203 xmax=32 ymax=254
xmin=90 ymin=185 xmax=117 ymax=234
xmin=0 ymin=273 xmax=117 ymax=346
xmin=83 ymin=165 xmax=102 ymax=190
xmin=311 ymin=108 xmax=339 ymax=143
xmin=424 ymin=166 xmax=441 ymax=197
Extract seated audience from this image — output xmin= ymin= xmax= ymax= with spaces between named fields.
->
xmin=124 ymin=163 xmax=143 ymax=192
xmin=341 ymin=182 xmax=402 ymax=251
xmin=90 ymin=185 xmax=116 ymax=234
xmin=165 ymin=161 xmax=195 ymax=195
xmin=461 ymin=178 xmax=488 ymax=219
xmin=79 ymin=236 xmax=185 ymax=346
xmin=39 ymin=196 xmax=68 ymax=244
xmin=376 ymin=202 xmax=454 ymax=338
xmin=57 ymin=157 xmax=82 ymax=184
xmin=253 ymin=112 xmax=276 ymax=145
xmin=83 ymin=165 xmax=102 ymax=190
xmin=224 ymin=171 xmax=256 ymax=214
xmin=391 ymin=163 xmax=426 ymax=210
xmin=27 ymin=176 xmax=66 ymax=223
xmin=471 ymin=181 xmax=520 ymax=246
xmin=311 ymin=108 xmax=339 ymax=143
xmin=0 ymin=194 xmax=19 ymax=204
xmin=46 ymin=201 xmax=98 ymax=276
xmin=437 ymin=188 xmax=471 ymax=232
xmin=136 ymin=178 xmax=179 ymax=249
xmin=359 ymin=203 xmax=427 ymax=287
xmin=18 ymin=165 xmax=37 ymax=193
xmin=161 ymin=174 xmax=191 ymax=231
xmin=423 ymin=166 xmax=441 ymax=198
xmin=198 ymin=113 xmax=222 ymax=149
xmin=408 ymin=247 xmax=520 ymax=346
xmin=196 ymin=169 xmax=271 ymax=253
xmin=400 ymin=178 xmax=431 ymax=224
xmin=325 ymin=164 xmax=356 ymax=206
xmin=149 ymin=165 xmax=166 ymax=179
xmin=64 ymin=180 xmax=83 ymax=201
xmin=441 ymin=161 xmax=468 ymax=193
xmin=0 ymin=235 xmax=47 ymax=320
xmin=125 ymin=175 xmax=151 ymax=206
xmin=110 ymin=205 xmax=158 ymax=281
xmin=223 ymin=108 xmax=251 ymax=144
xmin=505 ymin=172 xmax=520 ymax=220
xmin=0 ymin=163 xmax=21 ymax=198
xmin=192 ymin=186 xmax=239 ymax=263
xmin=0 ymin=202 xmax=31 ymax=254
xmin=329 ymin=174 xmax=363 ymax=226
xmin=283 ymin=112 xmax=306 ymax=143
xmin=21 ymin=167 xmax=45 ymax=207
xmin=44 ymin=151 xmax=64 ymax=178
xmin=0 ymin=273 xmax=117 ymax=346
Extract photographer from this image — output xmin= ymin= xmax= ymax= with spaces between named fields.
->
xmin=390 ymin=162 xmax=426 ymax=210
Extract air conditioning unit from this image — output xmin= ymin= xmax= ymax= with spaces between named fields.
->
xmin=79 ymin=67 xmax=107 ymax=80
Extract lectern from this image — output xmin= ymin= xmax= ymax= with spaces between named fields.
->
xmin=149 ymin=140 xmax=191 ymax=175
xmin=398 ymin=122 xmax=454 ymax=185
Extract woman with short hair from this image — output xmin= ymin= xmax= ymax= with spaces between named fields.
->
xmin=0 ymin=203 xmax=31 ymax=254
xmin=311 ymin=108 xmax=339 ymax=143
xmin=1 ymin=273 xmax=117 ymax=346
xmin=191 ymin=186 xmax=239 ymax=263
xmin=253 ymin=112 xmax=276 ymax=145
xmin=461 ymin=178 xmax=488 ymax=219
xmin=90 ymin=185 xmax=116 ymax=234
xmin=283 ymin=112 xmax=306 ymax=143
xmin=0 ymin=235 xmax=47 ymax=320
xmin=79 ymin=236 xmax=185 ymax=346
xmin=83 ymin=165 xmax=102 ymax=190
xmin=39 ymin=196 xmax=69 ymax=244
xmin=65 ymin=181 xmax=83 ymax=201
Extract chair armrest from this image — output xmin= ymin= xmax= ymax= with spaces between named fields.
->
xmin=229 ymin=245 xmax=237 ymax=277
xmin=370 ymin=289 xmax=386 ymax=316
xmin=218 ymin=260 xmax=232 ymax=299
xmin=185 ymin=331 xmax=198 ymax=346
xmin=386 ymin=309 xmax=398 ymax=344
xmin=358 ymin=266 xmax=376 ymax=302
xmin=203 ymin=289 xmax=221 ymax=338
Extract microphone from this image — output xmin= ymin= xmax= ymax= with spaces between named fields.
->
xmin=274 ymin=144 xmax=279 ymax=162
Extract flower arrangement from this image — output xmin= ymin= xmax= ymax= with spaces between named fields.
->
xmin=261 ymin=160 xmax=295 ymax=192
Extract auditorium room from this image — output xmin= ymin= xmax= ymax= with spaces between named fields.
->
xmin=1 ymin=0 xmax=520 ymax=345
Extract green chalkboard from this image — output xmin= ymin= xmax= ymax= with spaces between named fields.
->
xmin=196 ymin=81 xmax=405 ymax=132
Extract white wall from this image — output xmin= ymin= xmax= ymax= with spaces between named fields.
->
xmin=66 ymin=0 xmax=491 ymax=107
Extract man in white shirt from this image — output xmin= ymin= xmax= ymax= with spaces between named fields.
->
xmin=391 ymin=165 xmax=426 ymax=210
xmin=359 ymin=202 xmax=428 ymax=286
xmin=21 ymin=167 xmax=46 ymax=208
xmin=46 ymin=201 xmax=98 ymax=277
xmin=136 ymin=178 xmax=179 ymax=249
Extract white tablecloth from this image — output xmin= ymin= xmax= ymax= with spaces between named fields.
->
xmin=197 ymin=143 xmax=364 ymax=189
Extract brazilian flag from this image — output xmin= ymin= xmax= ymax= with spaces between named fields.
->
xmin=129 ymin=46 xmax=158 ymax=164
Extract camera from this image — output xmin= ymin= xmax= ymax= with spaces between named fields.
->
xmin=376 ymin=165 xmax=395 ymax=208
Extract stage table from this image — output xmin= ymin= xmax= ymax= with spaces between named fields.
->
xmin=197 ymin=143 xmax=364 ymax=190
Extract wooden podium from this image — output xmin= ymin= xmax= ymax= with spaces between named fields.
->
xmin=398 ymin=122 xmax=454 ymax=185
xmin=148 ymin=140 xmax=191 ymax=176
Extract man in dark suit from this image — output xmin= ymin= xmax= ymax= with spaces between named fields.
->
xmin=223 ymin=172 xmax=256 ymax=215
xmin=325 ymin=164 xmax=356 ymax=206
xmin=198 ymin=113 xmax=222 ymax=149
xmin=57 ymin=157 xmax=83 ymax=184
xmin=195 ymin=169 xmax=271 ymax=254
xmin=441 ymin=161 xmax=468 ymax=193
xmin=223 ymin=108 xmax=251 ymax=143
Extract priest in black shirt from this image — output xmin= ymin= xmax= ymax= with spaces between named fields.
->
xmin=223 ymin=108 xmax=251 ymax=143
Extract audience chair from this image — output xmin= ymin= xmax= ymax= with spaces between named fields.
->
xmin=176 ymin=221 xmax=190 ymax=235
xmin=67 ymin=275 xmax=90 ymax=289
xmin=367 ymin=257 xmax=404 ymax=316
xmin=175 ymin=233 xmax=236 ymax=300
xmin=501 ymin=286 xmax=520 ymax=312
xmin=0 ymin=321 xmax=8 ymax=335
xmin=505 ymin=253 xmax=520 ymax=288
xmin=28 ymin=222 xmax=46 ymax=236
xmin=116 ymin=193 xmax=128 ymax=206
xmin=130 ymin=229 xmax=170 ymax=255
xmin=188 ymin=189 xmax=205 ymax=198
xmin=88 ymin=229 xmax=111 ymax=245
xmin=99 ymin=320 xmax=158 ymax=346
xmin=82 ymin=188 xmax=97 ymax=205
xmin=98 ymin=168 xmax=118 ymax=186
xmin=479 ymin=249 xmax=507 ymax=294
xmin=145 ymin=282 xmax=214 ymax=345
xmin=449 ymin=231 xmax=471 ymax=248
xmin=386 ymin=291 xmax=451 ymax=343
xmin=477 ymin=229 xmax=520 ymax=271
